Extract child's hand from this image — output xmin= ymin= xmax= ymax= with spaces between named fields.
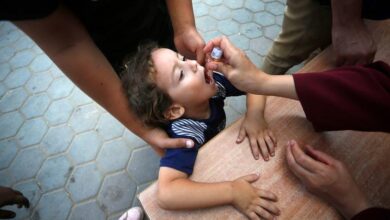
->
xmin=231 ymin=174 xmax=280 ymax=219
xmin=237 ymin=113 xmax=277 ymax=161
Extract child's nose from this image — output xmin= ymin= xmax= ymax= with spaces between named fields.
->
xmin=189 ymin=60 xmax=197 ymax=72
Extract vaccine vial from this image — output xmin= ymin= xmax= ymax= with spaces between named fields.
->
xmin=210 ymin=47 xmax=223 ymax=61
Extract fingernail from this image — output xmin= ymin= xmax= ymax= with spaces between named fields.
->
xmin=186 ymin=140 xmax=194 ymax=148
xmin=265 ymin=157 xmax=269 ymax=161
xmin=291 ymin=140 xmax=296 ymax=145
xmin=271 ymin=152 xmax=275 ymax=156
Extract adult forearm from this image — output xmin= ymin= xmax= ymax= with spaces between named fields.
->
xmin=158 ymin=179 xmax=233 ymax=210
xmin=165 ymin=0 xmax=196 ymax=34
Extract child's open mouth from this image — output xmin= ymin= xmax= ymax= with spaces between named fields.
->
xmin=204 ymin=70 xmax=213 ymax=84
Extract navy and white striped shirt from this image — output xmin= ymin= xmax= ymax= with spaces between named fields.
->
xmin=160 ymin=72 xmax=245 ymax=175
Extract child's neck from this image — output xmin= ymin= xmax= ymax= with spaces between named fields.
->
xmin=183 ymin=101 xmax=211 ymax=120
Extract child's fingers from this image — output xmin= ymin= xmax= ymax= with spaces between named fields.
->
xmin=258 ymin=138 xmax=269 ymax=161
xmin=248 ymin=212 xmax=261 ymax=220
xmin=267 ymin=130 xmax=277 ymax=146
xmin=254 ymin=198 xmax=280 ymax=215
xmin=252 ymin=206 xmax=274 ymax=220
xmin=264 ymin=135 xmax=275 ymax=157
xmin=257 ymin=189 xmax=278 ymax=201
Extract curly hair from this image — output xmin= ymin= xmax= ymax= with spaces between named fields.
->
xmin=120 ymin=42 xmax=173 ymax=128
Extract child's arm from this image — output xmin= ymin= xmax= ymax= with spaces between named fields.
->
xmin=158 ymin=167 xmax=280 ymax=218
xmin=238 ymin=94 xmax=277 ymax=161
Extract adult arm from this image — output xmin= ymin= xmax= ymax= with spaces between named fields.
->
xmin=13 ymin=6 xmax=193 ymax=155
xmin=0 ymin=186 xmax=30 ymax=219
xmin=331 ymin=0 xmax=376 ymax=66
xmin=165 ymin=0 xmax=205 ymax=64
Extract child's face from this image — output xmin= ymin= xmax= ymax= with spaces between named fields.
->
xmin=151 ymin=48 xmax=217 ymax=107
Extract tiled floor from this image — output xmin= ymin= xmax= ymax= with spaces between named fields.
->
xmin=0 ymin=0 xmax=286 ymax=219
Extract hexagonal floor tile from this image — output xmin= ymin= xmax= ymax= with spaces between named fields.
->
xmin=16 ymin=117 xmax=48 ymax=147
xmin=34 ymin=189 xmax=72 ymax=220
xmin=97 ymin=171 xmax=137 ymax=216
xmin=69 ymin=200 xmax=105 ymax=220
xmin=95 ymin=113 xmax=125 ymax=141
xmin=68 ymin=130 xmax=102 ymax=165
xmin=37 ymin=155 xmax=72 ymax=192
xmin=69 ymin=104 xmax=101 ymax=133
xmin=8 ymin=146 xmax=45 ymax=182
xmin=41 ymin=124 xmax=74 ymax=155
xmin=44 ymin=99 xmax=74 ymax=126
xmin=67 ymin=163 xmax=103 ymax=202
xmin=97 ymin=139 xmax=132 ymax=174
xmin=0 ymin=138 xmax=18 ymax=169
xmin=127 ymin=147 xmax=159 ymax=185
xmin=0 ymin=111 xmax=23 ymax=139
xmin=20 ymin=93 xmax=51 ymax=119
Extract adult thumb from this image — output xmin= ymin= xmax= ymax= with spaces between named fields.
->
xmin=161 ymin=137 xmax=195 ymax=149
xmin=0 ymin=209 xmax=16 ymax=219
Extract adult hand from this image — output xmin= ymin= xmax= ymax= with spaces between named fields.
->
xmin=204 ymin=36 xmax=265 ymax=93
xmin=285 ymin=140 xmax=370 ymax=219
xmin=332 ymin=21 xmax=376 ymax=66
xmin=0 ymin=186 xmax=30 ymax=219
xmin=142 ymin=127 xmax=194 ymax=156
xmin=174 ymin=27 xmax=205 ymax=64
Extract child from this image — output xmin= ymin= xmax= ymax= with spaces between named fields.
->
xmin=120 ymin=42 xmax=280 ymax=219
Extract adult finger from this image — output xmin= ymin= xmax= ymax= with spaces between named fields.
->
xmin=239 ymin=173 xmax=260 ymax=183
xmin=305 ymin=145 xmax=335 ymax=165
xmin=0 ymin=210 xmax=16 ymax=219
xmin=285 ymin=141 xmax=312 ymax=179
xmin=290 ymin=140 xmax=324 ymax=173
xmin=196 ymin=46 xmax=205 ymax=65
xmin=206 ymin=60 xmax=232 ymax=75
xmin=203 ymin=36 xmax=224 ymax=54
xmin=160 ymin=138 xmax=194 ymax=149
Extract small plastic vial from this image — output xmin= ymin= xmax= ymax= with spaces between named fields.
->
xmin=210 ymin=47 xmax=223 ymax=61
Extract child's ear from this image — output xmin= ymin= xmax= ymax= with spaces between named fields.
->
xmin=164 ymin=104 xmax=185 ymax=120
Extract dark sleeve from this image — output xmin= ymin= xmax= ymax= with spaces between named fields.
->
xmin=213 ymin=72 xmax=246 ymax=97
xmin=293 ymin=61 xmax=390 ymax=132
xmin=0 ymin=0 xmax=59 ymax=20
xmin=160 ymin=142 xmax=200 ymax=176
xmin=352 ymin=207 xmax=390 ymax=220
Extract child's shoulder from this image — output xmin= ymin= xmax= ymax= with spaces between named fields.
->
xmin=168 ymin=118 xmax=208 ymax=145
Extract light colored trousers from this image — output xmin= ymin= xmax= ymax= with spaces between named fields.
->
xmin=262 ymin=0 xmax=332 ymax=74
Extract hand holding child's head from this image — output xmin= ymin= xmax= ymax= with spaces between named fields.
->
xmin=231 ymin=174 xmax=280 ymax=219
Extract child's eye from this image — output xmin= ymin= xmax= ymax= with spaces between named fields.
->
xmin=179 ymin=70 xmax=184 ymax=81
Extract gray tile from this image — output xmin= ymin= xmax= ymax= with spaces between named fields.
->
xmin=69 ymin=104 xmax=100 ymax=133
xmin=16 ymin=117 xmax=48 ymax=147
xmin=9 ymin=50 xmax=35 ymax=69
xmin=20 ymin=93 xmax=50 ymax=119
xmin=224 ymin=105 xmax=242 ymax=126
xmin=245 ymin=49 xmax=263 ymax=67
xmin=196 ymin=16 xmax=218 ymax=33
xmin=8 ymin=146 xmax=45 ymax=182
xmin=254 ymin=11 xmax=276 ymax=26
xmin=193 ymin=2 xmax=209 ymax=17
xmin=30 ymin=54 xmax=53 ymax=73
xmin=12 ymin=35 xmax=35 ymax=51
xmin=37 ymin=155 xmax=72 ymax=192
xmin=0 ymin=46 xmax=15 ymax=63
xmin=48 ymin=65 xmax=63 ymax=78
xmin=97 ymin=139 xmax=132 ymax=174
xmin=46 ymin=76 xmax=74 ymax=100
xmin=0 ymin=169 xmax=12 ymax=186
xmin=204 ymin=0 xmax=223 ymax=6
xmin=67 ymin=163 xmax=102 ymax=202
xmin=41 ymin=124 xmax=74 ymax=155
xmin=250 ymin=37 xmax=273 ymax=56
xmin=240 ymin=23 xmax=263 ymax=39
xmin=69 ymin=200 xmax=106 ymax=220
xmin=69 ymin=88 xmax=93 ymax=107
xmin=232 ymin=8 xmax=253 ymax=24
xmin=96 ymin=113 xmax=125 ymax=141
xmin=97 ymin=171 xmax=136 ymax=216
xmin=122 ymin=130 xmax=147 ymax=149
xmin=4 ymin=67 xmax=31 ymax=89
xmin=224 ymin=0 xmax=244 ymax=9
xmin=0 ymin=87 xmax=28 ymax=113
xmin=218 ymin=19 xmax=240 ymax=36
xmin=0 ymin=28 xmax=19 ymax=47
xmin=68 ymin=130 xmax=102 ymax=165
xmin=210 ymin=5 xmax=231 ymax=20
xmin=0 ymin=62 xmax=11 ymax=81
xmin=266 ymin=1 xmax=285 ymax=16
xmin=245 ymin=0 xmax=265 ymax=12
xmin=35 ymin=189 xmax=72 ymax=220
xmin=264 ymin=25 xmax=281 ymax=40
xmin=0 ymin=82 xmax=5 ymax=98
xmin=202 ymin=30 xmax=222 ymax=42
xmin=0 ymin=138 xmax=18 ymax=169
xmin=226 ymin=96 xmax=247 ymax=114
xmin=14 ymin=179 xmax=42 ymax=208
xmin=127 ymin=147 xmax=159 ymax=185
xmin=44 ymin=99 xmax=74 ymax=126
xmin=0 ymin=111 xmax=23 ymax=139
xmin=25 ymin=71 xmax=53 ymax=94
xmin=229 ymin=34 xmax=250 ymax=50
